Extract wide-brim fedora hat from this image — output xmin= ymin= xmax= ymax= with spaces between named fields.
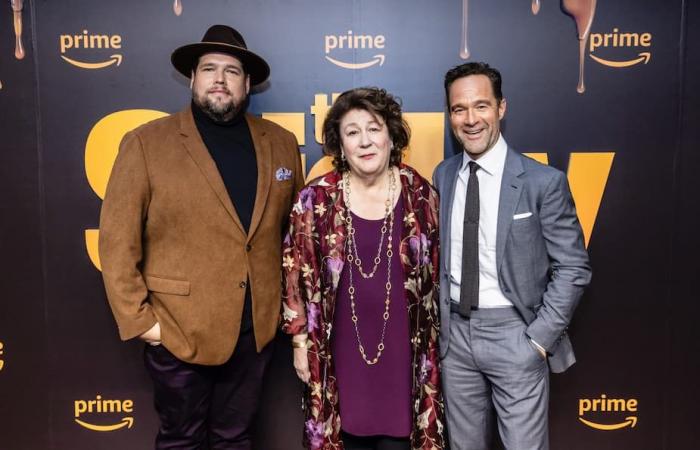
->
xmin=171 ymin=25 xmax=270 ymax=86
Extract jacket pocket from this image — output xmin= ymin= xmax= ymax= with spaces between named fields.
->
xmin=145 ymin=275 xmax=190 ymax=296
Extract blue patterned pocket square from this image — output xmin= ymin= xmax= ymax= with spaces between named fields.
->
xmin=275 ymin=167 xmax=293 ymax=181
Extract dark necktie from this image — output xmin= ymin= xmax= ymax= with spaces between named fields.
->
xmin=459 ymin=161 xmax=480 ymax=317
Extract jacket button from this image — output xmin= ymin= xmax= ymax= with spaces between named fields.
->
xmin=239 ymin=281 xmax=247 ymax=288
xmin=246 ymin=244 xmax=252 ymax=252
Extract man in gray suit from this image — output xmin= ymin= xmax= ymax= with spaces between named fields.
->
xmin=433 ymin=62 xmax=591 ymax=449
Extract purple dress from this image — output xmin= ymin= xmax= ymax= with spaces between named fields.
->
xmin=331 ymin=196 xmax=412 ymax=437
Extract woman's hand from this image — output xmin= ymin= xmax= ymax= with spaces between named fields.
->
xmin=292 ymin=334 xmax=310 ymax=383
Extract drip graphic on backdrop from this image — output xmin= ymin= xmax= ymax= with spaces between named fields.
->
xmin=578 ymin=395 xmax=639 ymax=431
xmin=459 ymin=1 xmax=598 ymax=93
xmin=2 ymin=0 xmax=25 ymax=90
xmin=460 ymin=0 xmax=469 ymax=59
xmin=11 ymin=0 xmax=24 ymax=59
xmin=173 ymin=0 xmax=182 ymax=16
xmin=532 ymin=0 xmax=541 ymax=14
xmin=561 ymin=0 xmax=597 ymax=93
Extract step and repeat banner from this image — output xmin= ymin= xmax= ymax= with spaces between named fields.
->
xmin=1 ymin=0 xmax=699 ymax=449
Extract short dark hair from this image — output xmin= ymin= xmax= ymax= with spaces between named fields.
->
xmin=444 ymin=62 xmax=503 ymax=107
xmin=322 ymin=87 xmax=410 ymax=172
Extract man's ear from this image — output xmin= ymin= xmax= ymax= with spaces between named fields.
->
xmin=498 ymin=98 xmax=507 ymax=120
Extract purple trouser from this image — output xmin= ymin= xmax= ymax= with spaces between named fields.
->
xmin=143 ymin=330 xmax=273 ymax=449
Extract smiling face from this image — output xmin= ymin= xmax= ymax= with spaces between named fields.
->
xmin=448 ymin=74 xmax=506 ymax=160
xmin=191 ymin=52 xmax=250 ymax=122
xmin=339 ymin=108 xmax=392 ymax=179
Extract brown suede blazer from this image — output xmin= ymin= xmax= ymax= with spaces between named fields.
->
xmin=99 ymin=106 xmax=304 ymax=365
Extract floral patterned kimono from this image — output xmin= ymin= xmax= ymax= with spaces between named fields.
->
xmin=281 ymin=165 xmax=445 ymax=450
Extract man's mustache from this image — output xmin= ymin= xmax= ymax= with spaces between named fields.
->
xmin=207 ymin=87 xmax=231 ymax=95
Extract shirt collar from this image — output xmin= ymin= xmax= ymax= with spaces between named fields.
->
xmin=460 ymin=133 xmax=508 ymax=177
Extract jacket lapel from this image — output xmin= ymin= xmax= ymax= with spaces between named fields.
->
xmin=441 ymin=155 xmax=462 ymax=272
xmin=246 ymin=114 xmax=272 ymax=242
xmin=324 ymin=172 xmax=347 ymax=334
xmin=399 ymin=167 xmax=416 ymax=275
xmin=178 ymin=107 xmax=245 ymax=234
xmin=496 ymin=148 xmax=525 ymax=270
xmin=399 ymin=167 xmax=428 ymax=297
xmin=329 ymin=172 xmax=347 ymax=267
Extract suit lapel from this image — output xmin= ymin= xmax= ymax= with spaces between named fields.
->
xmin=399 ymin=167 xmax=416 ymax=275
xmin=323 ymin=172 xmax=347 ymax=333
xmin=178 ymin=108 xmax=245 ymax=234
xmin=496 ymin=148 xmax=525 ymax=270
xmin=246 ymin=114 xmax=272 ymax=242
xmin=330 ymin=172 xmax=346 ymax=269
xmin=441 ymin=155 xmax=462 ymax=272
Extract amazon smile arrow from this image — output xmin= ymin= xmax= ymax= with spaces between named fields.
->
xmin=325 ymin=54 xmax=385 ymax=70
xmin=589 ymin=52 xmax=651 ymax=68
xmin=578 ymin=416 xmax=637 ymax=430
xmin=61 ymin=54 xmax=122 ymax=69
xmin=75 ymin=416 xmax=133 ymax=432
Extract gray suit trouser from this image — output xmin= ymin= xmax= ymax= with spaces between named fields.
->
xmin=442 ymin=308 xmax=549 ymax=450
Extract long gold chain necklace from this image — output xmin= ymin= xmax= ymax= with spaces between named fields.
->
xmin=343 ymin=169 xmax=396 ymax=365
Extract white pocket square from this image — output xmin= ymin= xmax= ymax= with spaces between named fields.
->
xmin=513 ymin=212 xmax=532 ymax=220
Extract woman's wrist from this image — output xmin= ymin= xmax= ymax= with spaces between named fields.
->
xmin=292 ymin=333 xmax=308 ymax=341
xmin=292 ymin=341 xmax=308 ymax=349
xmin=292 ymin=333 xmax=309 ymax=348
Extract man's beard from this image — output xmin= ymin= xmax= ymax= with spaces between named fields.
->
xmin=193 ymin=92 xmax=244 ymax=123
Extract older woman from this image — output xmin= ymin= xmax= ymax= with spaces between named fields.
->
xmin=281 ymin=87 xmax=444 ymax=450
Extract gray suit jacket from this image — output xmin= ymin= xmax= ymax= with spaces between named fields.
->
xmin=433 ymin=147 xmax=591 ymax=373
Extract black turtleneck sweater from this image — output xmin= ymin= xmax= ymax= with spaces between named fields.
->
xmin=192 ymin=102 xmax=257 ymax=333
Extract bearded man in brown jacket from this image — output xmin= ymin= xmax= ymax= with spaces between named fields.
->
xmin=99 ymin=25 xmax=303 ymax=449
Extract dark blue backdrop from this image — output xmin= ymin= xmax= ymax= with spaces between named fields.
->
xmin=0 ymin=1 xmax=698 ymax=449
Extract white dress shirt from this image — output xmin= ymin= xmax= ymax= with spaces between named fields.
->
xmin=449 ymin=134 xmax=513 ymax=308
